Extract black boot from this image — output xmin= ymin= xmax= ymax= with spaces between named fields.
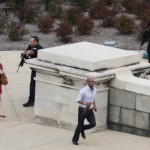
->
xmin=23 ymin=101 xmax=34 ymax=107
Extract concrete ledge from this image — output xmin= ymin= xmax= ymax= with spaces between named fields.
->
xmin=109 ymin=88 xmax=136 ymax=109
xmin=136 ymin=94 xmax=150 ymax=113
xmin=110 ymin=69 xmax=150 ymax=96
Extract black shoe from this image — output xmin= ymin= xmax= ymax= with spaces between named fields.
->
xmin=23 ymin=102 xmax=34 ymax=107
xmin=72 ymin=140 xmax=79 ymax=145
xmin=81 ymin=131 xmax=86 ymax=139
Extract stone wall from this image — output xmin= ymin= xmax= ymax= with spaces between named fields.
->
xmin=108 ymin=88 xmax=150 ymax=137
xmin=33 ymin=70 xmax=109 ymax=133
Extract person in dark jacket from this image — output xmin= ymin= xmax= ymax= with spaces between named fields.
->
xmin=141 ymin=20 xmax=150 ymax=63
xmin=23 ymin=36 xmax=43 ymax=107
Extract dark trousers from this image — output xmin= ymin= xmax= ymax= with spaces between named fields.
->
xmin=147 ymin=42 xmax=150 ymax=63
xmin=28 ymin=70 xmax=36 ymax=104
xmin=72 ymin=107 xmax=96 ymax=142
xmin=147 ymin=50 xmax=150 ymax=63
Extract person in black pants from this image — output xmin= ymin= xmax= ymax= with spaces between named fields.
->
xmin=72 ymin=76 xmax=97 ymax=145
xmin=141 ymin=20 xmax=150 ymax=63
xmin=23 ymin=36 xmax=43 ymax=107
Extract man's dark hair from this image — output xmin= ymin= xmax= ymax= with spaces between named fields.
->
xmin=31 ymin=36 xmax=39 ymax=43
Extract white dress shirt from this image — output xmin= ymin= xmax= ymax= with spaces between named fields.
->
xmin=77 ymin=85 xmax=97 ymax=109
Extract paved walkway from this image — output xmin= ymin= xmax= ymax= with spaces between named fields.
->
xmin=0 ymin=51 xmax=150 ymax=150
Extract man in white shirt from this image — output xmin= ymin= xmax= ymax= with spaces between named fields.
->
xmin=72 ymin=76 xmax=97 ymax=145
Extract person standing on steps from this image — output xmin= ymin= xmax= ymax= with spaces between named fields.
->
xmin=22 ymin=36 xmax=43 ymax=107
xmin=72 ymin=76 xmax=97 ymax=145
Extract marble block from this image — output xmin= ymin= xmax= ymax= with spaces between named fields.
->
xmin=38 ymin=42 xmax=140 ymax=71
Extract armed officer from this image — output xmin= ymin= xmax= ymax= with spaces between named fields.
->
xmin=23 ymin=36 xmax=43 ymax=107
xmin=141 ymin=20 xmax=150 ymax=63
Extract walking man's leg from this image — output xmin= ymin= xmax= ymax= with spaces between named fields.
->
xmin=82 ymin=109 xmax=96 ymax=131
xmin=72 ymin=107 xmax=85 ymax=145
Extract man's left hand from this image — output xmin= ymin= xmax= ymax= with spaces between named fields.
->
xmin=93 ymin=107 xmax=97 ymax=112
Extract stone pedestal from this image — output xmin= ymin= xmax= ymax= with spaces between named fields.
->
xmin=33 ymin=71 xmax=109 ymax=132
xmin=26 ymin=41 xmax=143 ymax=133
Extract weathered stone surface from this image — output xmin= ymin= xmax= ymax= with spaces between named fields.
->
xmin=136 ymin=94 xmax=150 ymax=113
xmin=54 ymin=86 xmax=78 ymax=105
xmin=95 ymin=90 xmax=108 ymax=109
xmin=36 ymin=81 xmax=55 ymax=102
xmin=109 ymin=88 xmax=136 ymax=109
xmin=120 ymin=108 xmax=149 ymax=129
xmin=108 ymin=122 xmax=150 ymax=137
xmin=34 ymin=99 xmax=63 ymax=119
xmin=94 ymin=108 xmax=107 ymax=127
xmin=60 ymin=104 xmax=78 ymax=125
xmin=110 ymin=69 xmax=150 ymax=96
xmin=38 ymin=42 xmax=140 ymax=71
xmin=135 ymin=111 xmax=149 ymax=129
xmin=108 ymin=106 xmax=120 ymax=123
xmin=120 ymin=108 xmax=135 ymax=127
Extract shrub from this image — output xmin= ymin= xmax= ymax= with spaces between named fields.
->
xmin=101 ymin=6 xmax=118 ymax=27
xmin=65 ymin=6 xmax=82 ymax=25
xmin=135 ymin=1 xmax=150 ymax=30
xmin=37 ymin=15 xmax=54 ymax=33
xmin=48 ymin=1 xmax=62 ymax=18
xmin=89 ymin=0 xmax=107 ymax=19
xmin=75 ymin=0 xmax=91 ymax=11
xmin=17 ymin=2 xmax=37 ymax=23
xmin=121 ymin=0 xmax=132 ymax=12
xmin=139 ymin=8 xmax=150 ymax=30
xmin=0 ymin=13 xmax=7 ymax=34
xmin=56 ymin=21 xmax=73 ymax=43
xmin=76 ymin=15 xmax=94 ymax=35
xmin=44 ymin=0 xmax=64 ymax=12
xmin=115 ymin=15 xmax=135 ymax=35
xmin=106 ymin=0 xmax=115 ymax=5
xmin=6 ymin=21 xmax=27 ymax=41
xmin=131 ymin=0 xmax=149 ymax=17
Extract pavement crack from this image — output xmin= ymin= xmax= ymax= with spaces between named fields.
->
xmin=4 ymin=86 xmax=22 ymax=124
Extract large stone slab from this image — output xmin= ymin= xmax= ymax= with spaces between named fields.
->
xmin=108 ymin=106 xmax=120 ymax=123
xmin=120 ymin=108 xmax=149 ymax=130
xmin=135 ymin=111 xmax=149 ymax=130
xmin=136 ymin=94 xmax=150 ymax=113
xmin=38 ymin=42 xmax=140 ymax=71
xmin=95 ymin=90 xmax=108 ymax=109
xmin=109 ymin=88 xmax=136 ymax=109
xmin=120 ymin=108 xmax=135 ymax=127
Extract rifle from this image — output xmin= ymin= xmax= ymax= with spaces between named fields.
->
xmin=16 ymin=53 xmax=29 ymax=72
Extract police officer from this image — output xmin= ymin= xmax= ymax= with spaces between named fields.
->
xmin=72 ymin=76 xmax=97 ymax=145
xmin=23 ymin=36 xmax=43 ymax=107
